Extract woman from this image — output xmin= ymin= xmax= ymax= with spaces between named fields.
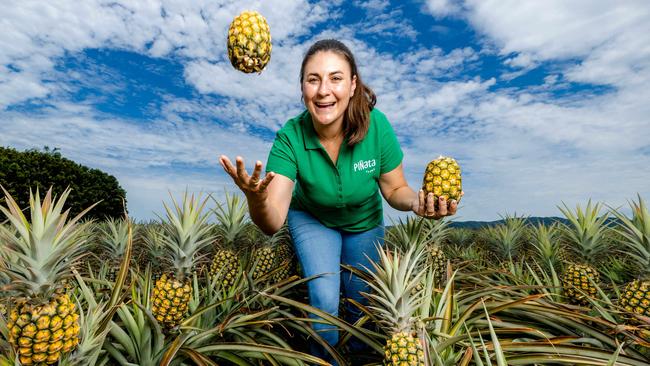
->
xmin=219 ymin=39 xmax=458 ymax=362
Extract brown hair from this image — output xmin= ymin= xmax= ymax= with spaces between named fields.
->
xmin=300 ymin=39 xmax=376 ymax=146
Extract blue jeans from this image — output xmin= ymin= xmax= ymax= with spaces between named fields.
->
xmin=287 ymin=209 xmax=384 ymax=364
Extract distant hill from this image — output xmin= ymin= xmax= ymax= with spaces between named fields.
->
xmin=449 ymin=216 xmax=623 ymax=229
xmin=449 ymin=216 xmax=569 ymax=229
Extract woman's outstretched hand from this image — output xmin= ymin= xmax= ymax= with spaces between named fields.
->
xmin=411 ymin=190 xmax=461 ymax=220
xmin=219 ymin=155 xmax=276 ymax=200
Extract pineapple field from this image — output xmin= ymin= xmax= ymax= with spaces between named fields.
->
xmin=2 ymin=187 xmax=650 ymax=366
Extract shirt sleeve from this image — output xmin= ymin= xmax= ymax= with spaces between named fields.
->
xmin=377 ymin=112 xmax=404 ymax=174
xmin=266 ymin=131 xmax=298 ymax=181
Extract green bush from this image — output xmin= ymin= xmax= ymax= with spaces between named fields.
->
xmin=0 ymin=146 xmax=127 ymax=220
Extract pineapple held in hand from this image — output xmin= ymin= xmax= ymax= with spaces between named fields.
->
xmin=0 ymin=187 xmax=96 ymax=365
xmin=422 ymin=156 xmax=462 ymax=209
xmin=227 ymin=10 xmax=272 ymax=73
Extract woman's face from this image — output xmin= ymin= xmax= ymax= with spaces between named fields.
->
xmin=302 ymin=51 xmax=357 ymax=129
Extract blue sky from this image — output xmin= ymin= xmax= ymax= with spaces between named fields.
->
xmin=1 ymin=0 xmax=649 ymax=222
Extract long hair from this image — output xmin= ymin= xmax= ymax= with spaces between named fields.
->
xmin=300 ymin=39 xmax=376 ymax=146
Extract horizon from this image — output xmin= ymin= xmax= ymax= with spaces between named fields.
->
xmin=1 ymin=1 xmax=648 ymax=222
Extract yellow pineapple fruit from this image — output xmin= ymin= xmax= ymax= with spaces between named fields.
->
xmin=422 ymin=156 xmax=462 ymax=210
xmin=0 ymin=187 xmax=96 ymax=365
xmin=227 ymin=10 xmax=272 ymax=73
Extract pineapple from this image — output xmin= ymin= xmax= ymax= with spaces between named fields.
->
xmin=272 ymin=240 xmax=296 ymax=283
xmin=249 ymin=225 xmax=293 ymax=282
xmin=151 ymin=192 xmax=214 ymax=329
xmin=0 ymin=187 xmax=95 ymax=365
xmin=611 ymin=195 xmax=650 ymax=318
xmin=558 ymin=200 xmax=610 ymax=306
xmin=422 ymin=156 xmax=462 ymax=210
xmin=210 ymin=191 xmax=249 ymax=288
xmin=227 ymin=10 xmax=272 ymax=73
xmin=362 ymin=246 xmax=426 ymax=366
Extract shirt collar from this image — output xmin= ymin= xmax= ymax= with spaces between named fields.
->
xmin=301 ymin=110 xmax=350 ymax=150
xmin=302 ymin=111 xmax=322 ymax=150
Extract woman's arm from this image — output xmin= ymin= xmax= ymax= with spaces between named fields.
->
xmin=378 ymin=163 xmax=457 ymax=219
xmin=220 ymin=155 xmax=294 ymax=234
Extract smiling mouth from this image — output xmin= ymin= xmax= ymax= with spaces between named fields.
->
xmin=315 ymin=102 xmax=335 ymax=108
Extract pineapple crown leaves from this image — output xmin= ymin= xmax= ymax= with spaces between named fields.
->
xmin=447 ymin=227 xmax=473 ymax=247
xmin=141 ymin=224 xmax=167 ymax=257
xmin=361 ymin=245 xmax=427 ymax=333
xmin=530 ymin=222 xmax=562 ymax=262
xmin=0 ymin=186 xmax=97 ymax=299
xmin=483 ymin=213 xmax=528 ymax=261
xmin=609 ymin=194 xmax=650 ymax=273
xmin=558 ymin=199 xmax=611 ymax=263
xmin=422 ymin=216 xmax=452 ymax=246
xmin=385 ymin=216 xmax=433 ymax=254
xmin=159 ymin=191 xmax=215 ymax=277
xmin=212 ymin=190 xmax=251 ymax=248
xmin=97 ymin=217 xmax=133 ymax=259
xmin=247 ymin=223 xmax=289 ymax=249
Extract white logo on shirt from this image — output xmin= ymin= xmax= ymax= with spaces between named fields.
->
xmin=354 ymin=159 xmax=376 ymax=172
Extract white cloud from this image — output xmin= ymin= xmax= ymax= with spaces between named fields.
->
xmin=433 ymin=1 xmax=650 ymax=87
xmin=425 ymin=0 xmax=463 ymax=18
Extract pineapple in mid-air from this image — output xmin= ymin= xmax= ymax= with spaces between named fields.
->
xmin=210 ymin=191 xmax=249 ymax=288
xmin=227 ymin=10 xmax=272 ymax=73
xmin=0 ymin=187 xmax=95 ymax=365
xmin=559 ymin=200 xmax=610 ymax=306
xmin=611 ymin=195 xmax=650 ymax=318
xmin=363 ymin=246 xmax=426 ymax=366
xmin=151 ymin=192 xmax=214 ymax=329
xmin=422 ymin=156 xmax=462 ymax=210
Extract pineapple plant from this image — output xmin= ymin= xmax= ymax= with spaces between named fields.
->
xmin=610 ymin=195 xmax=650 ymax=318
xmin=529 ymin=222 xmax=566 ymax=272
xmin=362 ymin=245 xmax=426 ymax=365
xmin=227 ymin=10 xmax=272 ymax=73
xmin=140 ymin=223 xmax=167 ymax=283
xmin=97 ymin=217 xmax=132 ymax=282
xmin=151 ymin=192 xmax=214 ymax=329
xmin=210 ymin=191 xmax=249 ymax=288
xmin=0 ymin=187 xmax=95 ymax=365
xmin=481 ymin=214 xmax=527 ymax=264
xmin=559 ymin=200 xmax=610 ymax=306
xmin=385 ymin=216 xmax=447 ymax=287
xmin=421 ymin=156 xmax=462 ymax=210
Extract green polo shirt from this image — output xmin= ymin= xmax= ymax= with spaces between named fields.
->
xmin=266 ymin=108 xmax=403 ymax=232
